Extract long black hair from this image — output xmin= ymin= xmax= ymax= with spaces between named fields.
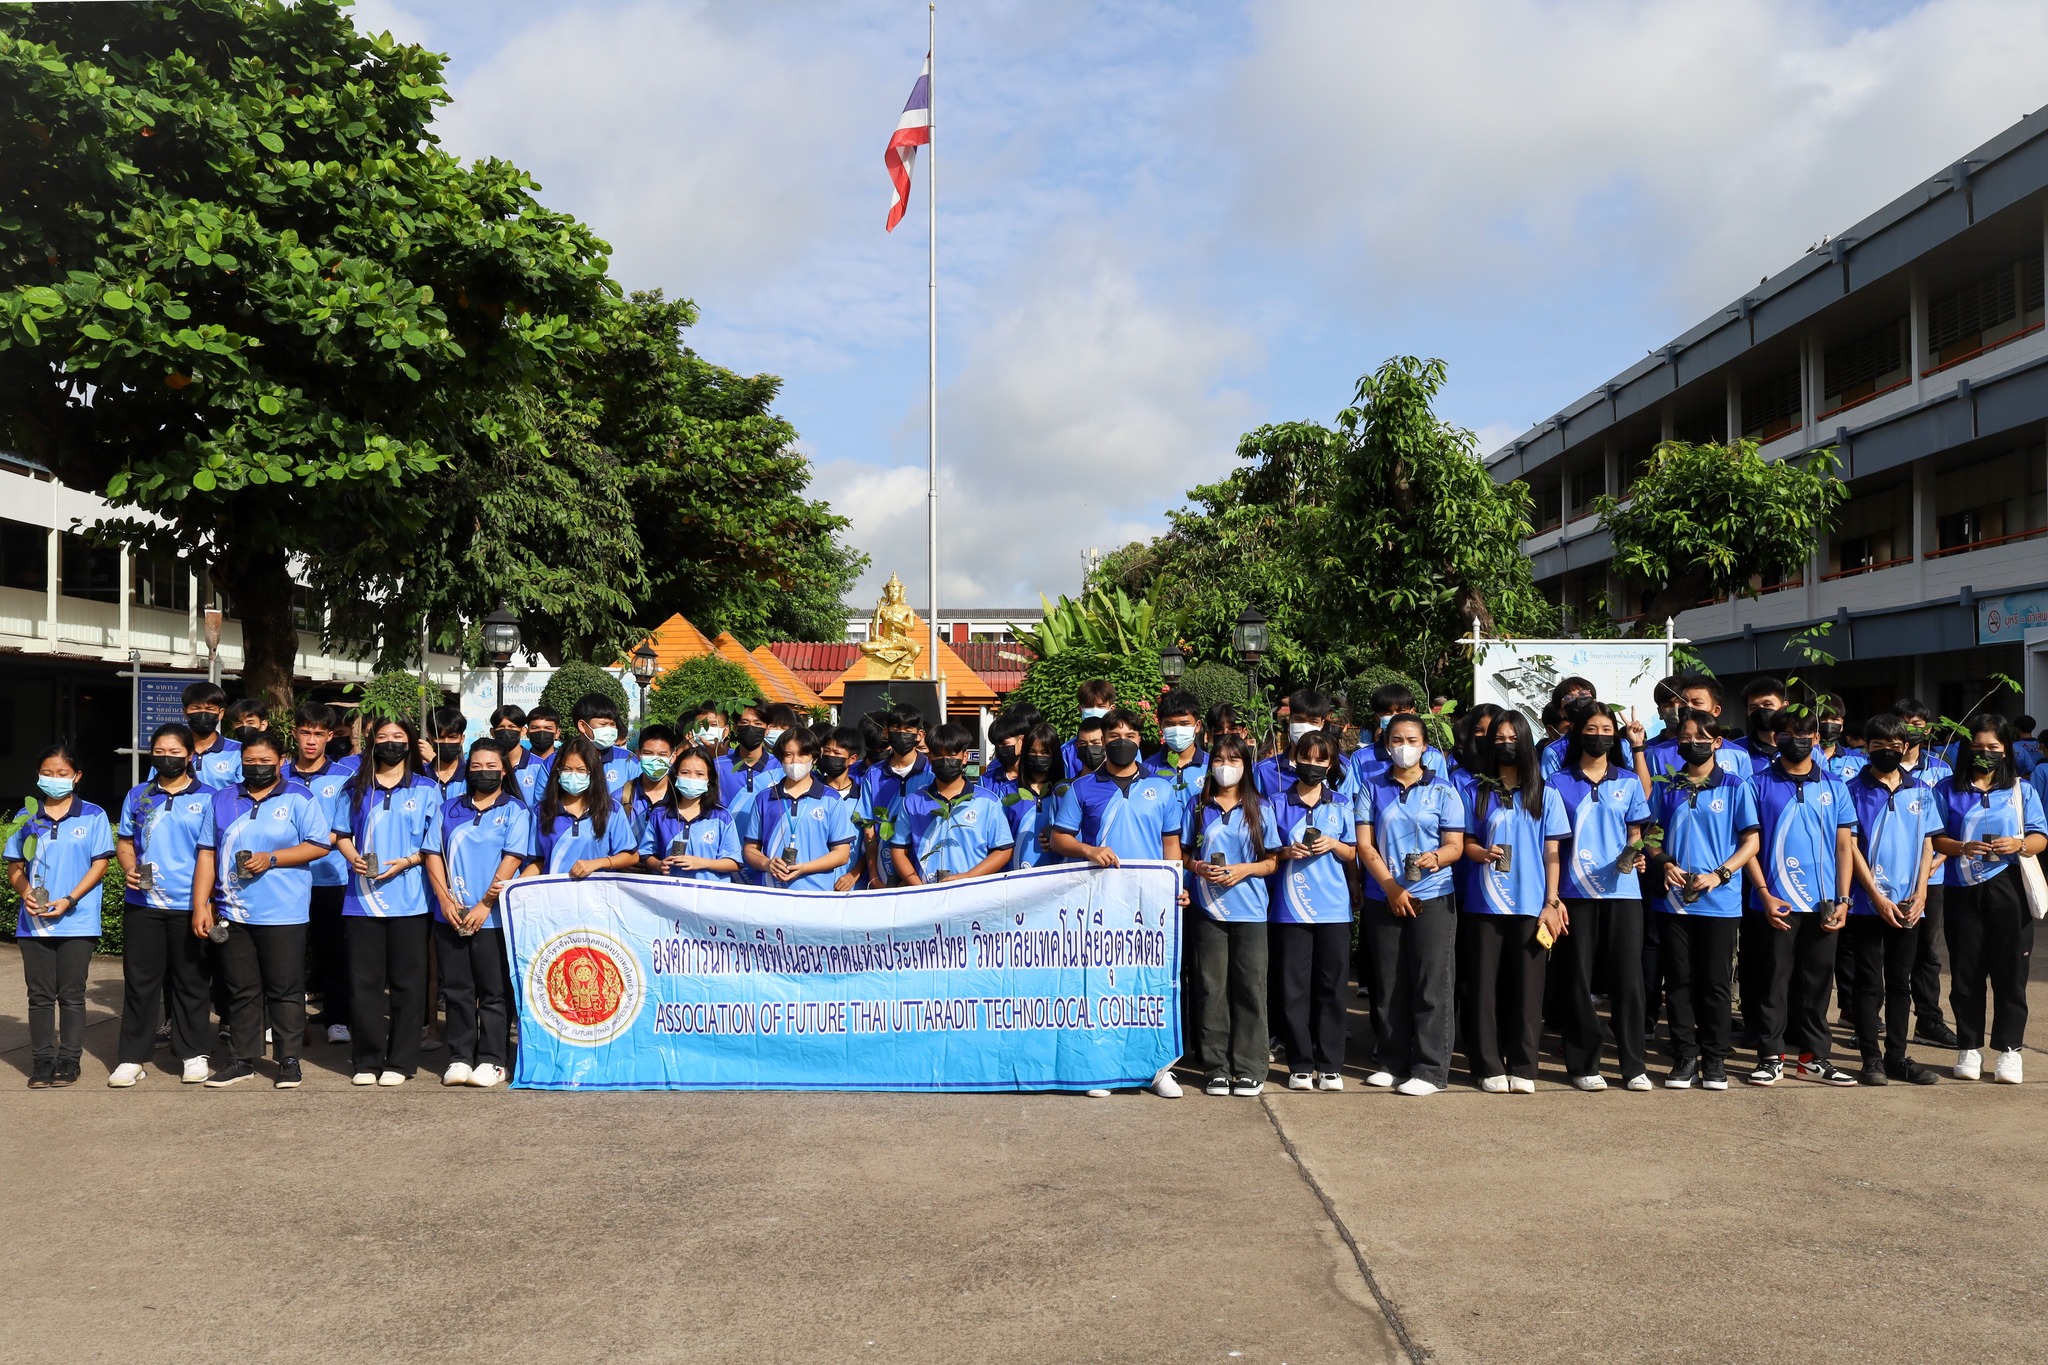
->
xmin=348 ymin=714 xmax=423 ymax=805
xmin=1196 ymin=733 xmax=1265 ymax=853
xmin=1018 ymin=722 xmax=1066 ymax=795
xmin=1561 ymin=696 xmax=1621 ymax=770
xmin=1478 ymin=711 xmax=1544 ymax=819
xmin=660 ymin=744 xmax=724 ymax=815
xmin=1964 ymin=712 xmax=2019 ymax=790
xmin=1452 ymin=703 xmax=1503 ymax=775
xmin=539 ymin=733 xmax=612 ymax=836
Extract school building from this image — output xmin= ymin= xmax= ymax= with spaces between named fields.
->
xmin=1489 ymin=104 xmax=2048 ymax=724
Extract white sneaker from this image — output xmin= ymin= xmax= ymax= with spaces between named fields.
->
xmin=1364 ymin=1070 xmax=1396 ymax=1088
xmin=1625 ymin=1073 xmax=1652 ymax=1092
xmin=1316 ymin=1072 xmax=1344 ymax=1091
xmin=1151 ymin=1069 xmax=1183 ymax=1099
xmin=377 ymin=1070 xmax=406 ymax=1087
xmin=352 ymin=1071 xmax=378 ymax=1086
xmin=1508 ymin=1075 xmax=1536 ymax=1094
xmin=1956 ymin=1048 xmax=1983 ymax=1080
xmin=107 ymin=1062 xmax=145 ymax=1088
xmin=327 ymin=1023 xmax=351 ymax=1044
xmin=1286 ymin=1071 xmax=1314 ymax=1090
xmin=1571 ymin=1075 xmax=1607 ymax=1092
xmin=1478 ymin=1074 xmax=1509 ymax=1093
xmin=1395 ymin=1076 xmax=1443 ymax=1097
xmin=1994 ymin=1049 xmax=2024 ymax=1085
xmin=442 ymin=1062 xmax=473 ymax=1087
xmin=182 ymin=1057 xmax=210 ymax=1084
xmin=469 ymin=1063 xmax=506 ymax=1088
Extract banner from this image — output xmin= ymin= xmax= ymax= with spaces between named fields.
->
xmin=500 ymin=862 xmax=1183 ymax=1092
xmin=1468 ymin=635 xmax=1673 ymax=735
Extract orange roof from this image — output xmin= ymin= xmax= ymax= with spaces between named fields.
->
xmin=707 ymin=632 xmax=810 ymax=710
xmin=624 ymin=613 xmax=717 ymax=673
xmin=816 ymin=613 xmax=998 ymax=712
xmin=751 ymin=645 xmax=824 ymax=710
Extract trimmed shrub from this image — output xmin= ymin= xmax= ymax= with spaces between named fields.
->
xmin=644 ymin=657 xmax=763 ymax=732
xmin=539 ymin=660 xmax=630 ymax=721
xmin=1011 ymin=648 xmax=1165 ymax=744
xmin=1182 ymin=661 xmax=1249 ymax=717
xmin=355 ymin=670 xmax=429 ymax=723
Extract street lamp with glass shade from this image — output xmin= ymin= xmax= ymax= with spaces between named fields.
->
xmin=1232 ymin=605 xmax=1267 ymax=722
xmin=632 ymin=641 xmax=660 ymax=730
xmin=482 ymin=604 xmax=521 ymax=709
xmin=1158 ymin=643 xmax=1185 ymax=684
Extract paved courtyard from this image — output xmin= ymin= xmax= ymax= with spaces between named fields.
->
xmin=0 ymin=946 xmax=2043 ymax=1363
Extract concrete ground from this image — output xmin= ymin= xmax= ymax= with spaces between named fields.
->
xmin=0 ymin=946 xmax=2043 ymax=1364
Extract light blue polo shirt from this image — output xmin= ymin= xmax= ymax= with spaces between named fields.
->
xmin=745 ymin=782 xmax=859 ymax=892
xmin=1002 ymin=788 xmax=1062 ymax=869
xmin=1050 ymin=770 xmax=1182 ymax=863
xmin=1548 ymin=766 xmax=1653 ymax=900
xmin=6 ymin=800 xmax=115 ymax=937
xmin=1147 ymin=749 xmax=1210 ymax=824
xmin=1183 ymin=798 xmax=1270 ymax=923
xmin=534 ymin=803 xmax=637 ymax=874
xmin=1644 ymin=735 xmax=1750 ymax=784
xmin=1266 ymin=785 xmax=1355 ymax=924
xmin=1650 ymin=769 xmax=1760 ymax=917
xmin=717 ymin=751 xmax=785 ymax=852
xmin=336 ymin=773 xmax=444 ymax=918
xmin=1347 ymin=744 xmax=1449 ymax=790
xmin=436 ymin=793 xmax=534 ymax=931
xmin=1846 ymin=770 xmax=1941 ymax=916
xmin=1463 ymin=784 xmax=1570 ymax=916
xmin=889 ymin=787 xmax=1015 ymax=881
xmin=191 ymin=736 xmax=243 ymax=790
xmin=1355 ymin=773 xmax=1466 ymax=903
xmin=1749 ymin=765 xmax=1857 ymax=913
xmin=638 ymin=804 xmax=743 ymax=883
xmin=287 ymin=758 xmax=351 ymax=888
xmin=201 ymin=781 xmax=330 ymax=926
xmin=119 ymin=778 xmax=215 ymax=912
xmin=1540 ymin=733 xmax=1635 ymax=778
xmin=1934 ymin=777 xmax=2048 ymax=887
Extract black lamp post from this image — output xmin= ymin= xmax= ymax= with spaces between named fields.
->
xmin=1158 ymin=643 xmax=1185 ymax=685
xmin=1232 ymin=604 xmax=1267 ymax=696
xmin=632 ymin=641 xmax=660 ymax=729
xmin=482 ymin=604 xmax=521 ymax=710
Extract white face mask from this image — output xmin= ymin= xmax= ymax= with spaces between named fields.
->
xmin=1390 ymin=743 xmax=1424 ymax=769
xmin=1079 ymin=706 xmax=1110 ymax=719
xmin=1288 ymin=721 xmax=1318 ymax=743
xmin=1163 ymin=724 xmax=1197 ymax=753
xmin=1211 ymin=763 xmax=1244 ymax=789
xmin=693 ymin=725 xmax=725 ymax=745
xmin=590 ymin=725 xmax=619 ymax=749
xmin=783 ymin=759 xmax=813 ymax=784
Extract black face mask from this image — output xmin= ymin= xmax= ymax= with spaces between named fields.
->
xmin=151 ymin=755 xmax=189 ymax=780
xmin=930 ymin=757 xmax=966 ymax=783
xmin=436 ymin=741 xmax=464 ymax=765
xmin=1865 ymin=749 xmax=1905 ymax=774
xmin=817 ymin=753 xmax=850 ymax=779
xmin=491 ymin=727 xmax=522 ymax=747
xmin=1902 ymin=725 xmax=1930 ymax=747
xmin=1491 ymin=741 xmax=1519 ymax=762
xmin=1021 ymin=753 xmax=1054 ymax=778
xmin=186 ymin=711 xmax=220 ymax=736
xmin=1294 ymin=762 xmax=1329 ymax=787
xmin=734 ymin=724 xmax=766 ymax=750
xmin=1104 ymin=738 xmax=1140 ymax=768
xmin=1580 ymin=733 xmax=1616 ymax=758
xmin=887 ymin=731 xmax=919 ymax=756
xmin=998 ymin=743 xmax=1023 ymax=768
xmin=528 ymin=730 xmax=557 ymax=755
xmin=1972 ymin=749 xmax=2002 ymax=772
xmin=325 ymin=735 xmax=354 ymax=761
xmin=467 ymin=770 xmax=504 ymax=796
xmin=1777 ymin=736 xmax=1815 ymax=763
xmin=1748 ymin=708 xmax=1775 ymax=738
xmin=373 ymin=740 xmax=410 ymax=766
xmin=1677 ymin=740 xmax=1715 ymax=766
xmin=242 ymin=763 xmax=279 ymax=788
xmin=1077 ymin=743 xmax=1106 ymax=770
xmin=233 ymin=725 xmax=266 ymax=746
xmin=1819 ymin=722 xmax=1843 ymax=745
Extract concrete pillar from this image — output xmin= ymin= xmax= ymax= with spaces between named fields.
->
xmin=1660 ymin=403 xmax=1675 ymax=443
xmin=43 ymin=528 xmax=58 ymax=653
xmin=118 ymin=547 xmax=131 ymax=654
xmin=1908 ymin=270 xmax=1928 ymax=402
xmin=1726 ymin=372 xmax=1741 ymax=448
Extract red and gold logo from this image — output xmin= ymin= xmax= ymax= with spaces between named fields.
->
xmin=527 ymin=929 xmax=644 ymax=1046
xmin=544 ymin=944 xmax=626 ymax=1027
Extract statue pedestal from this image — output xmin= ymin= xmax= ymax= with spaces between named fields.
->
xmin=842 ymin=680 xmax=946 ymax=730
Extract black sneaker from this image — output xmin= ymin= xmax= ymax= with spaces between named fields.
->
xmin=274 ymin=1057 xmax=303 ymax=1089
xmin=26 ymin=1060 xmax=55 ymax=1089
xmin=1858 ymin=1058 xmax=1889 ymax=1086
xmin=1203 ymin=1071 xmax=1230 ymax=1097
xmin=1664 ymin=1058 xmax=1699 ymax=1089
xmin=203 ymin=1058 xmax=256 ymax=1088
xmin=51 ymin=1061 xmax=80 ymax=1087
xmin=1886 ymin=1057 xmax=1940 ymax=1086
xmin=1701 ymin=1058 xmax=1729 ymax=1090
xmin=1915 ymin=1019 xmax=1961 ymax=1049
xmin=1797 ymin=1058 xmax=1857 ymax=1087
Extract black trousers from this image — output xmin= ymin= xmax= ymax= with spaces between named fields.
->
xmin=20 ymin=935 xmax=95 ymax=1068
xmin=1736 ymin=909 xmax=1773 ymax=1046
xmin=219 ymin=920 xmax=307 ymax=1063
xmin=308 ymin=884 xmax=349 ymax=1025
xmin=1457 ymin=913 xmax=1546 ymax=1080
xmin=1363 ymin=895 xmax=1456 ymax=1087
xmin=1912 ymin=885 xmax=1948 ymax=1026
xmin=346 ymin=914 xmax=431 ymax=1076
xmin=1558 ymin=898 xmax=1646 ymax=1080
xmin=1641 ymin=898 xmax=1664 ymax=1035
xmin=1944 ymin=873 xmax=2034 ymax=1051
xmin=1660 ymin=914 xmax=1738 ymax=1064
xmin=1845 ymin=914 xmax=1917 ymax=1063
xmin=1273 ymin=921 xmax=1350 ymax=1073
xmin=1189 ymin=915 xmax=1268 ymax=1080
xmin=1743 ymin=911 xmax=1841 ymax=1060
xmin=118 ymin=906 xmax=210 ymax=1064
xmin=434 ymin=920 xmax=511 ymax=1067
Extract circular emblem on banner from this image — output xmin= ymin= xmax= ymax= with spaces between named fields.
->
xmin=528 ymin=928 xmax=643 ymax=1046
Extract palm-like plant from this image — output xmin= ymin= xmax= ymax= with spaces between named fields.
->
xmin=1013 ymin=588 xmax=1159 ymax=661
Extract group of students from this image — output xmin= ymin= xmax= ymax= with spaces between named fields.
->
xmin=8 ymin=669 xmax=2041 ymax=1101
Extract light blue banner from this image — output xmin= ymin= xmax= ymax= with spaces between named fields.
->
xmin=500 ymin=862 xmax=1183 ymax=1091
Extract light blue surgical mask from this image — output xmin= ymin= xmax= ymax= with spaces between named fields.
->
xmin=1080 ymin=707 xmax=1110 ymax=720
xmin=763 ymin=727 xmax=786 ymax=750
xmin=1162 ymin=724 xmax=1196 ymax=753
xmin=639 ymin=756 xmax=671 ymax=782
xmin=676 ymin=775 xmax=710 ymax=800
xmin=590 ymin=725 xmax=619 ymax=749
xmin=36 ymin=775 xmax=74 ymax=800
xmin=558 ymin=769 xmax=591 ymax=796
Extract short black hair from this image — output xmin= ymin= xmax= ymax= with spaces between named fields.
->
xmin=930 ymin=722 xmax=973 ymax=753
xmin=527 ymin=704 xmax=561 ymax=726
xmin=571 ymin=692 xmax=621 ymax=724
xmin=1076 ymin=714 xmax=1108 ymax=737
xmin=1742 ymin=676 xmax=1787 ymax=705
xmin=637 ymin=724 xmax=678 ymax=750
xmin=1674 ymin=672 xmax=1723 ymax=705
xmin=489 ymin=704 xmax=527 ymax=728
xmin=2018 ymin=714 xmax=2037 ymax=734
xmin=1777 ymin=707 xmax=1819 ymax=736
xmin=1102 ymin=706 xmax=1145 ymax=735
xmin=827 ymin=725 xmax=864 ymax=753
xmin=429 ymin=706 xmax=467 ymax=739
xmin=1864 ymin=713 xmax=1908 ymax=743
xmin=1549 ymin=676 xmax=1596 ymax=704
xmin=1205 ymin=702 xmax=1242 ymax=732
xmin=1156 ymin=689 xmax=1201 ymax=724
xmin=182 ymin=681 xmax=227 ymax=709
xmin=1654 ymin=674 xmax=1685 ymax=706
xmin=1672 ymin=706 xmax=1723 ymax=739
xmin=149 ymin=721 xmax=196 ymax=752
xmin=1286 ymin=689 xmax=1332 ymax=722
xmin=887 ymin=705 xmax=926 ymax=731
xmin=764 ymin=703 xmax=801 ymax=730
xmin=775 ymin=725 xmax=821 ymax=761
xmin=1369 ymin=681 xmax=1415 ymax=715
xmin=1891 ymin=697 xmax=1934 ymax=723
xmin=1077 ymin=678 xmax=1117 ymax=708
xmin=294 ymin=701 xmax=336 ymax=730
xmin=225 ymin=697 xmax=267 ymax=725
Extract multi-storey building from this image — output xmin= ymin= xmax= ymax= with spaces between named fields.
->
xmin=1489 ymin=105 xmax=2048 ymax=723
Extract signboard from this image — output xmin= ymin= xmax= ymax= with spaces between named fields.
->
xmin=456 ymin=666 xmax=552 ymax=743
xmin=1977 ymin=589 xmax=2048 ymax=645
xmin=136 ymin=671 xmax=206 ymax=750
xmin=1466 ymin=635 xmax=1674 ymax=735
xmin=501 ymin=862 xmax=1182 ymax=1092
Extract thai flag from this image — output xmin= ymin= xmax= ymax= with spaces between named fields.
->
xmin=884 ymin=54 xmax=931 ymax=232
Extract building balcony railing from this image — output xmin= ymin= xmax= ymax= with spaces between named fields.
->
xmin=1814 ymin=376 xmax=1911 ymax=423
xmin=1922 ymin=321 xmax=2046 ymax=378
xmin=1818 ymin=554 xmax=1914 ymax=582
xmin=1925 ymin=524 xmax=2048 ymax=560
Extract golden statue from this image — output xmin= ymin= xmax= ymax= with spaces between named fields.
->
xmin=857 ymin=573 xmax=924 ymax=680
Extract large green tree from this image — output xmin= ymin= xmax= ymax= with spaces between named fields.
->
xmin=0 ymin=0 xmax=622 ymax=707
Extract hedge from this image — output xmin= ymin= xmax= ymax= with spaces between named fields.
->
xmin=644 ymin=656 xmax=763 ymax=732
xmin=539 ymin=660 xmax=630 ymax=723
xmin=1009 ymin=648 xmax=1165 ymax=743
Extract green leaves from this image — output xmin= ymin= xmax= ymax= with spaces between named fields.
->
xmin=257 ymin=130 xmax=285 ymax=154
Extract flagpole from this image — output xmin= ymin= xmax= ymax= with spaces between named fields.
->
xmin=925 ymin=2 xmax=940 ymax=689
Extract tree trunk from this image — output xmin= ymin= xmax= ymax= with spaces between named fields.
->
xmin=214 ymin=545 xmax=299 ymax=716
xmin=1641 ymin=571 xmax=1714 ymax=630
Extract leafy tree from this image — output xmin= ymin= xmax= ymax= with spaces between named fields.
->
xmin=0 ymin=1 xmax=622 ymax=710
xmin=353 ymin=669 xmax=428 ymax=723
xmin=1010 ymin=649 xmax=1163 ymax=746
xmin=539 ymin=660 xmax=627 ymax=721
xmin=643 ymin=656 xmax=761 ymax=732
xmin=1180 ymin=660 xmax=1248 ymax=716
xmin=1596 ymin=439 xmax=1847 ymax=624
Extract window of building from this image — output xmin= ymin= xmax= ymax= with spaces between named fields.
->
xmin=1533 ymin=480 xmax=1563 ymax=532
xmin=1826 ymin=475 xmax=1911 ymax=577
xmin=59 ymin=535 xmax=121 ymax=604
xmin=290 ymin=583 xmax=323 ymax=634
xmin=1740 ymin=367 xmax=1802 ymax=443
xmin=132 ymin=553 xmax=191 ymax=612
xmin=1821 ymin=316 xmax=1908 ymax=415
xmin=1568 ymin=466 xmax=1603 ymax=518
xmin=1931 ymin=444 xmax=2048 ymax=556
xmin=0 ymin=519 xmax=47 ymax=592
xmin=1926 ymin=252 xmax=2046 ymax=371
xmin=1672 ymin=408 xmax=1725 ymax=446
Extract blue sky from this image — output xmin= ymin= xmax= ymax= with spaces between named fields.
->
xmin=354 ymin=0 xmax=2048 ymax=609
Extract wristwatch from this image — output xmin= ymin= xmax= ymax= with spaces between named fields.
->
xmin=1713 ymin=866 xmax=1734 ymax=884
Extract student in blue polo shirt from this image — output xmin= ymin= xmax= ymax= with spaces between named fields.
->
xmin=1255 ymin=690 xmax=1346 ymax=802
xmin=1844 ymin=713 xmax=1943 ymax=1086
xmin=423 ymin=707 xmax=471 ymax=808
xmin=528 ymin=735 xmax=640 ymax=879
xmin=717 ymin=702 xmax=784 ymax=851
xmin=334 ymin=717 xmax=445 ymax=1088
xmin=6 ymin=743 xmax=114 ymax=1089
xmin=1460 ymin=712 xmax=1569 ymax=1094
xmin=1148 ymin=688 xmax=1209 ymax=821
xmin=570 ymin=692 xmax=636 ymax=795
xmin=424 ymin=738 xmax=534 ymax=1089
xmin=1355 ymin=713 xmax=1467 ymax=1099
xmin=890 ymin=723 xmax=1014 ymax=883
xmin=618 ymin=724 xmax=678 ymax=849
xmin=2014 ymin=716 xmax=2042 ymax=779
xmin=746 ymin=728 xmax=858 ymax=891
xmin=516 ymin=704 xmax=564 ymax=805
xmin=1183 ymin=734 xmax=1276 ymax=1098
xmin=1649 ymin=709 xmax=1761 ymax=1091
xmin=978 ymin=711 xmax=1030 ymax=802
xmin=192 ymin=733 xmax=331 ymax=1089
xmin=1816 ymin=695 xmax=1865 ymax=781
xmin=1000 ymin=723 xmax=1066 ymax=870
xmin=863 ymin=707 xmax=934 ymax=886
xmin=110 ymin=722 xmax=217 ymax=1088
xmin=1349 ymin=682 xmax=1450 ymax=788
xmin=1061 ymin=679 xmax=1118 ymax=776
xmin=686 ymin=703 xmax=729 ymax=757
xmin=1645 ymin=675 xmax=1752 ymax=786
xmin=1932 ymin=713 xmax=2048 ymax=1084
xmin=287 ymin=703 xmax=356 ymax=1046
xmin=1537 ymin=677 xmax=1636 ymax=777
xmin=182 ymin=681 xmax=242 ymax=789
xmin=640 ymin=746 xmax=743 ymax=882
xmin=1891 ymin=698 xmax=1960 ymax=1049
xmin=1267 ymin=731 xmax=1357 ymax=1093
xmin=816 ymin=727 xmax=871 ymax=890
xmin=1741 ymin=709 xmax=1858 ymax=1087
